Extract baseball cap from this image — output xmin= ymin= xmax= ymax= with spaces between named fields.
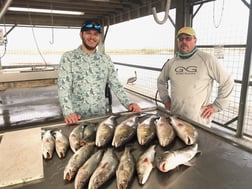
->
xmin=177 ymin=27 xmax=196 ymax=37
xmin=80 ymin=20 xmax=101 ymax=33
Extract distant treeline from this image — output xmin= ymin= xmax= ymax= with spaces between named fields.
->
xmin=6 ymin=49 xmax=65 ymax=54
xmin=6 ymin=48 xmax=173 ymax=55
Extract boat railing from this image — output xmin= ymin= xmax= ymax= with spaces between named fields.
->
xmin=113 ymin=61 xmax=252 ymax=139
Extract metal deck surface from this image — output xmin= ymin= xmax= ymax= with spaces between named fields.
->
xmin=0 ymin=86 xmax=252 ymax=189
xmin=1 ymin=110 xmax=252 ymax=189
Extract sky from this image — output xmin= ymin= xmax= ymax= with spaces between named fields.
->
xmin=0 ymin=0 xmax=250 ymax=53
xmin=0 ymin=10 xmax=175 ymax=52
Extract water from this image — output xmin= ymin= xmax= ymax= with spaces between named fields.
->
xmin=1 ymin=52 xmax=247 ymax=81
xmin=110 ymin=54 xmax=171 ymax=69
xmin=1 ymin=53 xmax=62 ymax=66
xmin=1 ymin=53 xmax=170 ymax=69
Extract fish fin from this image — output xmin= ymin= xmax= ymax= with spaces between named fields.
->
xmin=184 ymin=151 xmax=202 ymax=167
xmin=101 ymin=162 xmax=109 ymax=169
xmin=79 ymin=139 xmax=87 ymax=147
xmin=183 ymin=161 xmax=195 ymax=167
xmin=195 ymin=150 xmax=202 ymax=157
xmin=151 ymin=161 xmax=156 ymax=168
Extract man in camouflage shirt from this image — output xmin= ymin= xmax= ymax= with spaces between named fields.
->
xmin=58 ymin=20 xmax=141 ymax=124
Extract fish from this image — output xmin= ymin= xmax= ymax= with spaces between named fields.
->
xmin=136 ymin=145 xmax=156 ymax=185
xmin=53 ymin=129 xmax=69 ymax=159
xmin=170 ymin=116 xmax=198 ymax=145
xmin=155 ymin=143 xmax=200 ymax=173
xmin=88 ymin=148 xmax=119 ymax=189
xmin=112 ymin=115 xmax=139 ymax=148
xmin=116 ymin=147 xmax=135 ymax=189
xmin=69 ymin=124 xmax=85 ymax=153
xmin=137 ymin=115 xmax=157 ymax=145
xmin=95 ymin=115 xmax=117 ymax=147
xmin=63 ymin=142 xmax=95 ymax=181
xmin=155 ymin=116 xmax=176 ymax=147
xmin=83 ymin=123 xmax=97 ymax=141
xmin=41 ymin=129 xmax=55 ymax=160
xmin=74 ymin=150 xmax=104 ymax=189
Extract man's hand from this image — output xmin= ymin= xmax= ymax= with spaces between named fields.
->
xmin=64 ymin=113 xmax=81 ymax=125
xmin=128 ymin=103 xmax=141 ymax=112
xmin=201 ymin=104 xmax=215 ymax=119
xmin=164 ymin=101 xmax=171 ymax=110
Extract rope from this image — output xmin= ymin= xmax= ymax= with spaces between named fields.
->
xmin=49 ymin=4 xmax=54 ymax=45
xmin=27 ymin=5 xmax=48 ymax=69
xmin=0 ymin=0 xmax=8 ymax=59
xmin=213 ymin=0 xmax=225 ymax=28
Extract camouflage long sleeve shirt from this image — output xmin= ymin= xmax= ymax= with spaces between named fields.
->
xmin=58 ymin=46 xmax=131 ymax=118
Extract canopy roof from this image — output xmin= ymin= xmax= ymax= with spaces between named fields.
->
xmin=0 ymin=0 xmax=208 ymax=28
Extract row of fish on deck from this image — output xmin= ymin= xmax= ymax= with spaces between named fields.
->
xmin=41 ymin=112 xmax=201 ymax=189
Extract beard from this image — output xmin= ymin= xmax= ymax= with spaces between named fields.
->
xmin=82 ymin=37 xmax=98 ymax=51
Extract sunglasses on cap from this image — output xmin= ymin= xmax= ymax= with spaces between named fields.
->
xmin=81 ymin=22 xmax=101 ymax=33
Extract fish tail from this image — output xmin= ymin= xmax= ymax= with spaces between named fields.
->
xmin=64 ymin=171 xmax=72 ymax=181
xmin=42 ymin=152 xmax=50 ymax=160
xmin=45 ymin=151 xmax=52 ymax=159
xmin=117 ymin=183 xmax=126 ymax=189
xmin=59 ymin=151 xmax=64 ymax=158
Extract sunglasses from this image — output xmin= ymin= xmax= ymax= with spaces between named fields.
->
xmin=177 ymin=36 xmax=194 ymax=42
xmin=82 ymin=23 xmax=101 ymax=31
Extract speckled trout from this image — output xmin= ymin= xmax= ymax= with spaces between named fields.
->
xmin=155 ymin=116 xmax=176 ymax=147
xmin=170 ymin=116 xmax=198 ymax=145
xmin=112 ymin=115 xmax=139 ymax=148
xmin=137 ymin=115 xmax=158 ymax=145
xmin=156 ymin=143 xmax=200 ymax=173
xmin=63 ymin=142 xmax=95 ymax=181
xmin=41 ymin=129 xmax=55 ymax=160
xmin=116 ymin=147 xmax=135 ymax=189
xmin=95 ymin=115 xmax=117 ymax=147
xmin=88 ymin=148 xmax=119 ymax=189
xmin=69 ymin=124 xmax=85 ymax=153
xmin=74 ymin=150 xmax=104 ymax=189
xmin=136 ymin=145 xmax=156 ymax=185
xmin=83 ymin=123 xmax=97 ymax=141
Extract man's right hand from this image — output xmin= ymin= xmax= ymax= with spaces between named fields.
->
xmin=64 ymin=113 xmax=81 ymax=125
xmin=164 ymin=101 xmax=171 ymax=110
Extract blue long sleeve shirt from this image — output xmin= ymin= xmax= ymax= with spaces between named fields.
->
xmin=58 ymin=46 xmax=131 ymax=118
